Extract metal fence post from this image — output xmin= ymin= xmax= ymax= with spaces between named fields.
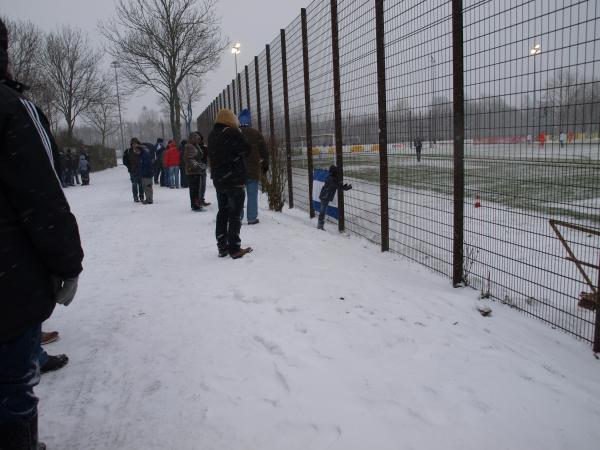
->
xmin=330 ymin=0 xmax=345 ymax=232
xmin=254 ymin=56 xmax=263 ymax=133
xmin=266 ymin=44 xmax=276 ymax=158
xmin=452 ymin=0 xmax=465 ymax=287
xmin=281 ymin=28 xmax=294 ymax=209
xmin=301 ymin=8 xmax=315 ymax=218
xmin=231 ymin=80 xmax=237 ymax=114
xmin=245 ymin=65 xmax=251 ymax=124
xmin=595 ymin=257 xmax=600 ymax=352
xmin=375 ymin=0 xmax=389 ymax=252
xmin=237 ymin=73 xmax=243 ymax=112
xmin=227 ymin=85 xmax=232 ymax=110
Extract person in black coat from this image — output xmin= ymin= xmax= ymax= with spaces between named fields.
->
xmin=178 ymin=140 xmax=188 ymax=188
xmin=414 ymin=137 xmax=423 ymax=162
xmin=0 ymin=18 xmax=84 ymax=449
xmin=208 ymin=109 xmax=251 ymax=259
xmin=153 ymin=138 xmax=164 ymax=185
xmin=317 ymin=165 xmax=352 ymax=230
xmin=137 ymin=141 xmax=154 ymax=204
xmin=123 ymin=138 xmax=145 ymax=202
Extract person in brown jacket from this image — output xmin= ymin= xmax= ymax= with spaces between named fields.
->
xmin=238 ymin=109 xmax=268 ymax=224
xmin=184 ymin=132 xmax=204 ymax=211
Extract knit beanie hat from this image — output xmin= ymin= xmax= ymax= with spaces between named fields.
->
xmin=238 ymin=108 xmax=251 ymax=127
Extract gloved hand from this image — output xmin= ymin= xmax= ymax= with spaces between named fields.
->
xmin=52 ymin=276 xmax=79 ymax=306
xmin=343 ymin=183 xmax=352 ymax=190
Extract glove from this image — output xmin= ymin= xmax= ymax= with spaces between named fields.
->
xmin=343 ymin=183 xmax=352 ymax=190
xmin=52 ymin=276 xmax=79 ymax=306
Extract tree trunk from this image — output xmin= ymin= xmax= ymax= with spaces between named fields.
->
xmin=174 ymin=93 xmax=182 ymax=143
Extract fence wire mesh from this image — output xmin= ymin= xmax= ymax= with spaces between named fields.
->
xmin=198 ymin=0 xmax=600 ymax=346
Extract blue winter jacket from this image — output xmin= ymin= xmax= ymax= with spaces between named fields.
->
xmin=138 ymin=147 xmax=154 ymax=178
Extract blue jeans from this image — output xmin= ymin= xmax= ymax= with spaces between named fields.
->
xmin=130 ymin=173 xmax=144 ymax=200
xmin=0 ymin=324 xmax=41 ymax=422
xmin=317 ymin=199 xmax=330 ymax=228
xmin=241 ymin=179 xmax=259 ymax=222
xmin=168 ymin=167 xmax=179 ymax=188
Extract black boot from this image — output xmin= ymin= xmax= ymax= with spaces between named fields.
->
xmin=0 ymin=412 xmax=45 ymax=449
xmin=40 ymin=354 xmax=68 ymax=374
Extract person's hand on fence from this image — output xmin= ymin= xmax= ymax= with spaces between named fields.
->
xmin=343 ymin=183 xmax=352 ymax=190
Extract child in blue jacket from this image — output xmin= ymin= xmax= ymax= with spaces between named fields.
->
xmin=317 ymin=165 xmax=352 ymax=230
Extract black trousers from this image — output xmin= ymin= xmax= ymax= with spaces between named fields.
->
xmin=188 ymin=174 xmax=200 ymax=209
xmin=215 ymin=187 xmax=245 ymax=253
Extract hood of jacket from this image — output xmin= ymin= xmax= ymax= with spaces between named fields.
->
xmin=215 ymin=109 xmax=240 ymax=129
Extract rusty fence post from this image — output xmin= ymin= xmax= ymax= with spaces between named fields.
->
xmin=237 ymin=73 xmax=243 ymax=112
xmin=254 ymin=55 xmax=263 ymax=133
xmin=245 ymin=65 xmax=251 ymax=124
xmin=330 ymin=0 xmax=345 ymax=232
xmin=301 ymin=8 xmax=315 ymax=218
xmin=375 ymin=0 xmax=389 ymax=252
xmin=266 ymin=44 xmax=276 ymax=149
xmin=452 ymin=0 xmax=465 ymax=287
xmin=281 ymin=28 xmax=294 ymax=209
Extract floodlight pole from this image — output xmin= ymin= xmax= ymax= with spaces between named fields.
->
xmin=111 ymin=61 xmax=125 ymax=153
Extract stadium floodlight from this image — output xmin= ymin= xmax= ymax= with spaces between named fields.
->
xmin=529 ymin=44 xmax=542 ymax=139
xmin=110 ymin=61 xmax=125 ymax=154
xmin=231 ymin=42 xmax=241 ymax=81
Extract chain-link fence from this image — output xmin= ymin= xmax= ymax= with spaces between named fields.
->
xmin=197 ymin=0 xmax=600 ymax=350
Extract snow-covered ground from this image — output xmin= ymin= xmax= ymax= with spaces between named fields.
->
xmin=39 ymin=166 xmax=600 ymax=450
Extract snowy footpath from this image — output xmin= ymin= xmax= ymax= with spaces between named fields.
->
xmin=39 ymin=166 xmax=599 ymax=450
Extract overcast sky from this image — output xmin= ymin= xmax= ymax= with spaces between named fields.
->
xmin=4 ymin=0 xmax=310 ymax=120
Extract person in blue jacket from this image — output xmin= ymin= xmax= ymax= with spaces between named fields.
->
xmin=133 ymin=139 xmax=154 ymax=204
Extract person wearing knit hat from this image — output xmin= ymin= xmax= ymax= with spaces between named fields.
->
xmin=207 ymin=109 xmax=253 ymax=259
xmin=0 ymin=17 xmax=84 ymax=450
xmin=238 ymin=108 xmax=268 ymax=225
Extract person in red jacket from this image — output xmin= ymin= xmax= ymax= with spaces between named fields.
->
xmin=164 ymin=141 xmax=180 ymax=188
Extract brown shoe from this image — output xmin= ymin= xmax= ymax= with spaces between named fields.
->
xmin=230 ymin=247 xmax=253 ymax=259
xmin=41 ymin=331 xmax=59 ymax=345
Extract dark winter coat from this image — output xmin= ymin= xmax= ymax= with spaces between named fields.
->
xmin=0 ymin=79 xmax=84 ymax=342
xmin=319 ymin=166 xmax=350 ymax=202
xmin=138 ymin=146 xmax=154 ymax=178
xmin=241 ymin=127 xmax=268 ymax=180
xmin=208 ymin=123 xmax=250 ymax=190
xmin=184 ymin=143 xmax=202 ymax=175
xmin=123 ymin=147 xmax=140 ymax=175
xmin=155 ymin=144 xmax=164 ymax=167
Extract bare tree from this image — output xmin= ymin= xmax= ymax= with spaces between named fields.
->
xmin=100 ymin=0 xmax=226 ymax=142
xmin=4 ymin=17 xmax=42 ymax=89
xmin=179 ymin=75 xmax=204 ymax=136
xmin=84 ymin=79 xmax=121 ymax=147
xmin=4 ymin=17 xmax=59 ymax=127
xmin=42 ymin=26 xmax=104 ymax=142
